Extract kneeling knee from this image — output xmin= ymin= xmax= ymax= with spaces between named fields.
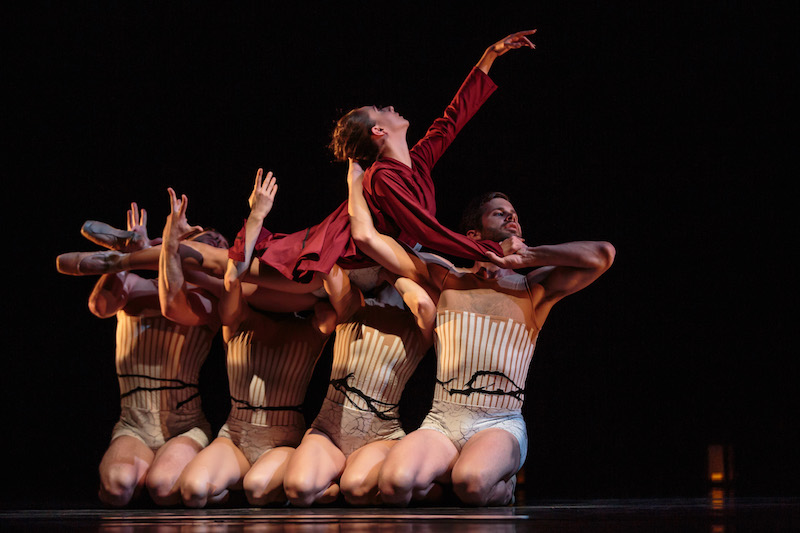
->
xmin=180 ymin=475 xmax=210 ymax=507
xmin=340 ymin=477 xmax=375 ymax=506
xmin=145 ymin=471 xmax=179 ymax=505
xmin=283 ymin=473 xmax=318 ymax=507
xmin=377 ymin=466 xmax=416 ymax=505
xmin=99 ymin=466 xmax=141 ymax=506
xmin=452 ymin=469 xmax=495 ymax=506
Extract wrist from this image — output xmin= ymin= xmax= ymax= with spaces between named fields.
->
xmin=162 ymin=235 xmax=180 ymax=253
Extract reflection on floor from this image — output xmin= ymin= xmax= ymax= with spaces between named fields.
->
xmin=2 ymin=497 xmax=799 ymax=532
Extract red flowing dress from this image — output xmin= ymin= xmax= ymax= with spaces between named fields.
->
xmin=229 ymin=67 xmax=503 ymax=282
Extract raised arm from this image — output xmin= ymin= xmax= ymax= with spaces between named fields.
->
xmin=230 ymin=168 xmax=278 ymax=279
xmin=158 ymin=188 xmax=218 ymax=326
xmin=476 ymin=29 xmax=537 ymax=75
xmin=348 ymin=160 xmax=430 ymax=284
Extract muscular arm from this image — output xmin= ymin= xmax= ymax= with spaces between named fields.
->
xmin=520 ymin=241 xmax=616 ymax=304
xmin=158 ymin=189 xmax=219 ymax=326
xmin=219 ymin=259 xmax=249 ymax=331
xmin=392 ymin=275 xmax=436 ymax=346
xmin=320 ymin=263 xmax=363 ymax=325
xmin=89 ymin=271 xmax=160 ymax=318
xmin=231 ymin=169 xmax=278 ymax=279
xmin=88 ymin=272 xmax=130 ymax=318
xmin=348 ymin=160 xmax=431 ymax=284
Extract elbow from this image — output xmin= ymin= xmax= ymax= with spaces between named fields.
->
xmin=159 ymin=292 xmax=187 ymax=323
xmin=592 ymin=241 xmax=616 ymax=272
xmin=159 ymin=299 xmax=180 ymax=323
xmin=415 ymin=294 xmax=437 ymax=328
xmin=88 ymin=292 xmax=122 ymax=319
xmin=350 ymin=225 xmax=376 ymax=251
xmin=88 ymin=299 xmax=114 ymax=319
xmin=403 ymin=289 xmax=436 ymax=329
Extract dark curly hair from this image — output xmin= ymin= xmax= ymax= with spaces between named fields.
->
xmin=459 ymin=192 xmax=512 ymax=234
xmin=329 ymin=107 xmax=380 ymax=165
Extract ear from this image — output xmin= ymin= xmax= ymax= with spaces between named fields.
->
xmin=371 ymin=125 xmax=385 ymax=137
xmin=466 ymin=229 xmax=482 ymax=241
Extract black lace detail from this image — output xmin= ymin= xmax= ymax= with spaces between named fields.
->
xmin=329 ymin=373 xmax=400 ymax=421
xmin=117 ymin=373 xmax=200 ymax=408
xmin=437 ymin=370 xmax=525 ymax=401
xmin=230 ymin=397 xmax=304 ymax=413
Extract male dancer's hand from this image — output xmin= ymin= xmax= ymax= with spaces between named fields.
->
xmin=165 ymin=188 xmax=204 ymax=244
xmin=125 ymin=202 xmax=158 ymax=249
xmin=500 ymin=235 xmax=527 ymax=256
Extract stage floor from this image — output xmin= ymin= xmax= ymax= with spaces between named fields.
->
xmin=2 ymin=498 xmax=798 ymax=532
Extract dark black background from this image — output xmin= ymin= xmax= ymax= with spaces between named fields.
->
xmin=4 ymin=2 xmax=796 ymax=507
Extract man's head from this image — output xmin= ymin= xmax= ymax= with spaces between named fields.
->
xmin=459 ymin=192 xmax=522 ymax=242
xmin=329 ymin=106 xmax=409 ymax=165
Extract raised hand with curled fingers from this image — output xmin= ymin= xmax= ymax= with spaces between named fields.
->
xmin=125 ymin=202 xmax=159 ymax=249
xmin=164 ymin=188 xmax=204 ymax=244
xmin=248 ymin=168 xmax=278 ymax=222
xmin=489 ymin=29 xmax=537 ymax=57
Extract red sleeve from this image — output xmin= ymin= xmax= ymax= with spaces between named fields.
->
xmin=410 ymin=67 xmax=498 ymax=175
xmin=371 ymin=171 xmax=503 ymax=260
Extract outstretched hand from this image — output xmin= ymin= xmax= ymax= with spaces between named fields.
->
xmin=477 ymin=29 xmax=537 ymax=74
xmin=248 ymin=168 xmax=278 ymax=221
xmin=124 ymin=202 xmax=156 ymax=249
xmin=164 ymin=188 xmax=204 ymax=244
xmin=488 ymin=30 xmax=536 ymax=57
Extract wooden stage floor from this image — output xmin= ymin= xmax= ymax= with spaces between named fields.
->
xmin=2 ymin=497 xmax=798 ymax=532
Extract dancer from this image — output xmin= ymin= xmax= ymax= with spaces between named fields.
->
xmin=283 ymin=265 xmax=435 ymax=506
xmin=227 ymin=30 xmax=537 ymax=284
xmin=58 ymin=31 xmax=536 ymax=294
xmin=57 ymin=178 xmax=322 ymax=310
xmin=345 ymin=160 xmax=615 ymax=506
xmin=173 ymin=173 xmax=337 ymax=507
xmin=86 ymin=203 xmax=225 ymax=507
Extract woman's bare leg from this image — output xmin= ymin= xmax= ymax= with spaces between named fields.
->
xmin=56 ymin=242 xmax=322 ymax=295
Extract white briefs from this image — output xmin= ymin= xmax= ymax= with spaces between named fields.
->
xmin=418 ymin=399 xmax=528 ymax=470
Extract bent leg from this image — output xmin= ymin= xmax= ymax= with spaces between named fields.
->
xmin=340 ymin=440 xmax=397 ymax=506
xmin=378 ymin=429 xmax=458 ymax=507
xmin=283 ymin=429 xmax=346 ymax=507
xmin=145 ymin=435 xmax=204 ymax=506
xmin=451 ymin=428 xmax=520 ymax=506
xmin=243 ymin=446 xmax=294 ymax=506
xmin=55 ymin=243 xmax=223 ymax=277
xmin=178 ymin=437 xmax=250 ymax=508
xmin=98 ymin=436 xmax=154 ymax=507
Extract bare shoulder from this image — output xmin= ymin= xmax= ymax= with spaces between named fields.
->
xmin=416 ymin=251 xmax=455 ymax=270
